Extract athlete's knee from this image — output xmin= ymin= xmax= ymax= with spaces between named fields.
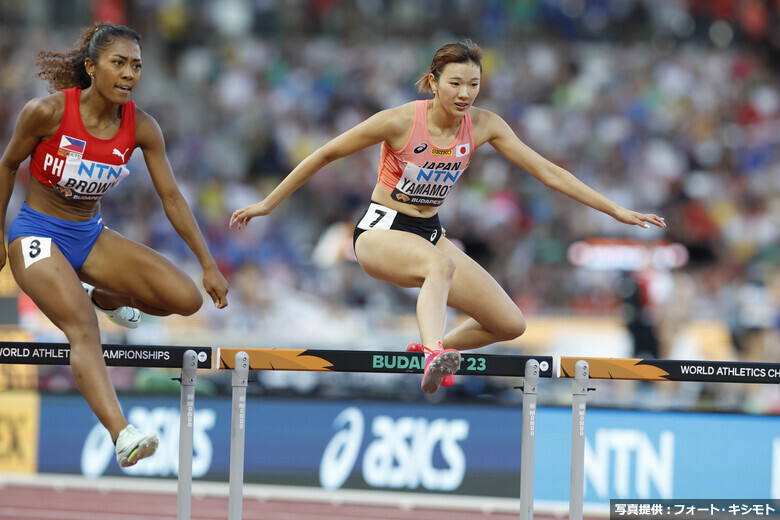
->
xmin=173 ymin=283 xmax=203 ymax=316
xmin=181 ymin=292 xmax=203 ymax=316
xmin=144 ymin=280 xmax=202 ymax=316
xmin=426 ymin=255 xmax=456 ymax=281
xmin=494 ymin=311 xmax=527 ymax=341
xmin=61 ymin=321 xmax=102 ymax=361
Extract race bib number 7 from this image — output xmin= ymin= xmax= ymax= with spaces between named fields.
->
xmin=357 ymin=203 xmax=398 ymax=231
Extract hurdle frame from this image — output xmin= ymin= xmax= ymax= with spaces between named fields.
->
xmin=519 ymin=358 xmax=540 ymax=520
xmin=10 ymin=341 xmax=780 ymax=518
xmin=218 ymin=347 xmax=554 ymax=520
xmin=176 ymin=349 xmax=199 ymax=520
xmin=0 ymin=341 xmax=211 ymax=520
xmin=559 ymin=356 xmax=780 ymax=520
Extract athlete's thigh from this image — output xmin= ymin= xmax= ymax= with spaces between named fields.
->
xmin=78 ymin=228 xmax=199 ymax=308
xmin=436 ymin=238 xmax=522 ymax=327
xmin=8 ymin=237 xmax=98 ymax=332
xmin=354 ymin=229 xmax=451 ymax=288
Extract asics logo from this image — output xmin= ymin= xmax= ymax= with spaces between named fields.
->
xmin=112 ymin=148 xmax=129 ymax=161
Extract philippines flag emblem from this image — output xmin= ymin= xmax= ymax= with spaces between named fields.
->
xmin=58 ymin=135 xmax=86 ymax=157
xmin=455 ymin=143 xmax=470 ymax=157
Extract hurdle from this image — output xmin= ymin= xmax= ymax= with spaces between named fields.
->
xmin=0 ymin=341 xmax=212 ymax=520
xmin=559 ymin=356 xmax=780 ymax=520
xmin=218 ymin=347 xmax=553 ymax=520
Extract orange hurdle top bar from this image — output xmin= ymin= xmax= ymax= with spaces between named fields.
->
xmin=219 ymin=348 xmax=553 ymax=378
xmin=559 ymin=356 xmax=780 ymax=384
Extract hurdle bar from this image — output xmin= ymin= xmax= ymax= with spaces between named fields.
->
xmin=0 ymin=341 xmax=212 ymax=520
xmin=559 ymin=356 xmax=780 ymax=520
xmin=218 ymin=347 xmax=553 ymax=520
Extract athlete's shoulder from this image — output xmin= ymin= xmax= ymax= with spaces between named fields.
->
xmin=132 ymin=104 xmax=152 ymax=126
xmin=133 ymin=105 xmax=163 ymax=143
xmin=363 ymin=102 xmax=416 ymax=140
xmin=467 ymin=105 xmax=503 ymax=126
xmin=23 ymin=92 xmax=64 ymax=122
xmin=375 ymin=101 xmax=416 ymax=124
xmin=17 ymin=92 xmax=65 ymax=137
xmin=393 ymin=100 xmax=419 ymax=116
xmin=468 ymin=105 xmax=510 ymax=144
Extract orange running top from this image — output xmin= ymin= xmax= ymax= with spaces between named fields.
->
xmin=376 ymin=99 xmax=474 ymax=206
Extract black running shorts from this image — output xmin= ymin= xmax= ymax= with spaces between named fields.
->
xmin=353 ymin=201 xmax=444 ymax=250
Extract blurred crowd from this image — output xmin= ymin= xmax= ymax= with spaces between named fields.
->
xmin=1 ymin=0 xmax=779 ymax=411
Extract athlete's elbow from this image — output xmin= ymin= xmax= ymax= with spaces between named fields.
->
xmin=0 ymin=162 xmax=19 ymax=180
xmin=314 ymin=141 xmax=351 ymax=167
xmin=315 ymin=148 xmax=338 ymax=166
xmin=160 ymin=193 xmax=190 ymax=219
xmin=534 ymin=164 xmax=564 ymax=189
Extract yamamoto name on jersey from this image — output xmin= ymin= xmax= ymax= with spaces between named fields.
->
xmin=391 ymin=163 xmax=463 ymax=206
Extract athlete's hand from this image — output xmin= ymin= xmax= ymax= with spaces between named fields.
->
xmin=0 ymin=238 xmax=5 ymax=272
xmin=613 ymin=208 xmax=666 ymax=229
xmin=203 ymin=265 xmax=229 ymax=309
xmin=229 ymin=201 xmax=273 ymax=230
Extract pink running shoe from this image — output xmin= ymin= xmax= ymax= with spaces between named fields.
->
xmin=421 ymin=349 xmax=461 ymax=394
xmin=406 ymin=343 xmax=455 ymax=387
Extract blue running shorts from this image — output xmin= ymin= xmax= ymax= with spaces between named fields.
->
xmin=8 ymin=202 xmax=105 ymax=270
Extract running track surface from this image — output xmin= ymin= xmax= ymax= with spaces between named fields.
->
xmin=0 ymin=484 xmax=602 ymax=520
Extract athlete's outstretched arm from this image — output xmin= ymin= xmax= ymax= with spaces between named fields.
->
xmin=480 ymin=109 xmax=666 ymax=229
xmin=135 ymin=109 xmax=229 ymax=308
xmin=230 ymin=106 xmax=410 ymax=229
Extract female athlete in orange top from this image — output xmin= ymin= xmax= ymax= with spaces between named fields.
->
xmin=231 ymin=40 xmax=665 ymax=394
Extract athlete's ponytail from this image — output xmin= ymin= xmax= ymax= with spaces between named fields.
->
xmin=36 ymin=22 xmax=141 ymax=92
xmin=416 ymin=39 xmax=483 ymax=94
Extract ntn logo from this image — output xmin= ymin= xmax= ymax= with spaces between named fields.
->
xmin=585 ymin=428 xmax=674 ymax=499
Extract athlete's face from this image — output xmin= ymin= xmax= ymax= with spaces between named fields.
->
xmin=433 ymin=61 xmax=481 ymax=115
xmin=86 ymin=37 xmax=142 ymax=104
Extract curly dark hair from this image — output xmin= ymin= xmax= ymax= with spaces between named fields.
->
xmin=35 ymin=22 xmax=142 ymax=93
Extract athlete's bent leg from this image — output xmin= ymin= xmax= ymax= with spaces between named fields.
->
xmin=355 ymin=229 xmax=455 ymax=353
xmin=435 ymin=238 xmax=527 ymax=350
xmin=78 ymin=228 xmax=203 ymax=317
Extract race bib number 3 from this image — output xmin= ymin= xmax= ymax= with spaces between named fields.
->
xmin=21 ymin=236 xmax=52 ymax=269
xmin=357 ymin=203 xmax=398 ymax=231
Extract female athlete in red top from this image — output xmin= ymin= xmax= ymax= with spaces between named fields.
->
xmin=230 ymin=40 xmax=665 ymax=394
xmin=0 ymin=23 xmax=229 ymax=466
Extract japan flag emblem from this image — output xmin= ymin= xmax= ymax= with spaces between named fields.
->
xmin=455 ymin=143 xmax=470 ymax=157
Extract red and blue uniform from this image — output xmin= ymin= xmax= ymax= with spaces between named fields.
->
xmin=29 ymin=87 xmax=134 ymax=201
xmin=9 ymin=88 xmax=136 ymax=269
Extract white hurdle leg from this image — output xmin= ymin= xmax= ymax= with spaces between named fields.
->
xmin=519 ymin=359 xmax=540 ymax=520
xmin=569 ymin=360 xmax=590 ymax=520
xmin=177 ymin=350 xmax=198 ymax=520
xmin=228 ymin=351 xmax=250 ymax=520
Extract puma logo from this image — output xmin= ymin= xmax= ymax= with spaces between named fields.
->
xmin=112 ymin=148 xmax=130 ymax=161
